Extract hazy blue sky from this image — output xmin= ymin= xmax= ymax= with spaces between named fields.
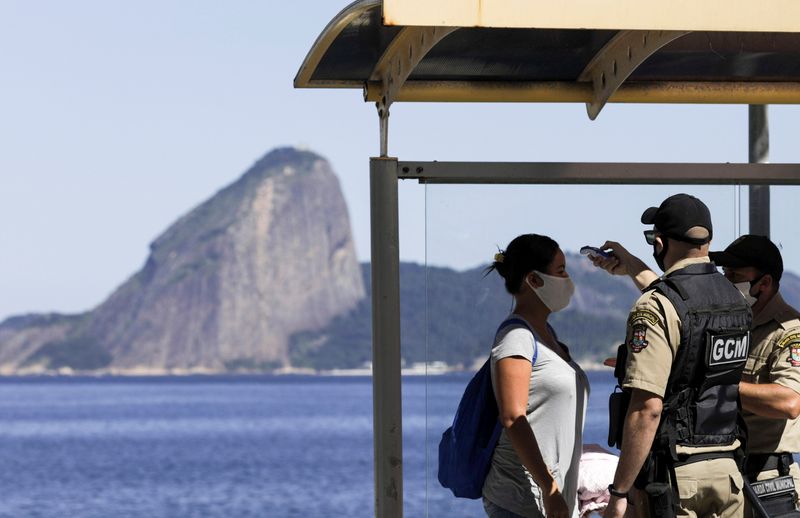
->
xmin=2 ymin=1 xmax=799 ymax=320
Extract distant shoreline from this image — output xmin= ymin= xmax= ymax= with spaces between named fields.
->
xmin=0 ymin=358 xmax=614 ymax=378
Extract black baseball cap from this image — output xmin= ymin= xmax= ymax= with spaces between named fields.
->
xmin=641 ymin=194 xmax=713 ymax=245
xmin=709 ymin=235 xmax=783 ymax=282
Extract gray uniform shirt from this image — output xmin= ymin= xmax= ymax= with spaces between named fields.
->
xmin=482 ymin=317 xmax=589 ymax=518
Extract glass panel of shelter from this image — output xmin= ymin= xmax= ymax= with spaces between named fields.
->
xmin=418 ymin=183 xmax=747 ymax=516
xmin=769 ymin=187 xmax=800 ymax=315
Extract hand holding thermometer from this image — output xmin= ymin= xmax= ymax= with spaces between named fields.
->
xmin=580 ymin=246 xmax=612 ymax=260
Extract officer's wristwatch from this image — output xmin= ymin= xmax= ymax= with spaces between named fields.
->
xmin=607 ymin=484 xmax=629 ymax=499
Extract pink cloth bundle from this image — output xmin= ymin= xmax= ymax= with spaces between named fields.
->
xmin=577 ymin=445 xmax=619 ymax=517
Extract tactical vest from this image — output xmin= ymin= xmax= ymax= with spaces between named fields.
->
xmin=619 ymin=262 xmax=753 ymax=457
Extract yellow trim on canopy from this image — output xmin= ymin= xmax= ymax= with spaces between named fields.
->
xmin=383 ymin=0 xmax=800 ymax=32
xmin=363 ymin=81 xmax=800 ymax=104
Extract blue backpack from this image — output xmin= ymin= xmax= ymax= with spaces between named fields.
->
xmin=437 ymin=316 xmax=538 ymax=499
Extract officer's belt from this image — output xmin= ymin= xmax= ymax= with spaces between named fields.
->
xmin=673 ymin=450 xmax=735 ymax=467
xmin=744 ymin=452 xmax=795 ymax=477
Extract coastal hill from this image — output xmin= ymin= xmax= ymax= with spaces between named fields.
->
xmin=2 ymin=146 xmax=799 ymax=373
xmin=291 ymin=261 xmax=800 ymax=371
xmin=0 ymin=148 xmax=364 ymax=373
xmin=290 ymin=258 xmax=642 ymax=369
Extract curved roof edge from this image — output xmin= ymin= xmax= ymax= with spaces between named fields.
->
xmin=295 ymin=0 xmax=381 ymax=89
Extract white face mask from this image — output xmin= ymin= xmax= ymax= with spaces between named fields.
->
xmin=734 ymin=281 xmax=758 ymax=307
xmin=526 ymin=271 xmax=575 ymax=312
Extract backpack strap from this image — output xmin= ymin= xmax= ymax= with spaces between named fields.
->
xmin=495 ymin=316 xmax=538 ymax=365
xmin=546 ymin=323 xmax=558 ymax=340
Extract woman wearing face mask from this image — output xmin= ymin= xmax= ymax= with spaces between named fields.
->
xmin=482 ymin=234 xmax=590 ymax=518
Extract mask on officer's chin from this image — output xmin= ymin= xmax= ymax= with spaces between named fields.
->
xmin=525 ymin=272 xmax=575 ymax=313
xmin=733 ymin=281 xmax=758 ymax=307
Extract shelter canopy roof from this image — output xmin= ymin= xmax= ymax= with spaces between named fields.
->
xmin=295 ymin=0 xmax=800 ymax=118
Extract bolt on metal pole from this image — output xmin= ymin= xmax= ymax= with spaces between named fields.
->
xmin=749 ymin=105 xmax=770 ymax=237
xmin=370 ymin=156 xmax=403 ymax=518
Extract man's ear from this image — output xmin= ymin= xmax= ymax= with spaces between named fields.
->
xmin=756 ymin=274 xmax=774 ymax=294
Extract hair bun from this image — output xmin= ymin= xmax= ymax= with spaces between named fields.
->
xmin=492 ymin=251 xmax=508 ymax=277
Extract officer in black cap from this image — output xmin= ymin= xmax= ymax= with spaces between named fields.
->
xmin=711 ymin=235 xmax=800 ymax=515
xmin=590 ymin=194 xmax=752 ymax=518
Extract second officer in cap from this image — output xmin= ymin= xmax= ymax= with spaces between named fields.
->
xmin=711 ymin=235 xmax=800 ymax=514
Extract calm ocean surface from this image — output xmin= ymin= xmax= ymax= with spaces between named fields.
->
xmin=0 ymin=371 xmax=616 ymax=517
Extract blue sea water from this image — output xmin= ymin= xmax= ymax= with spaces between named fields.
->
xmin=0 ymin=371 xmax=616 ymax=517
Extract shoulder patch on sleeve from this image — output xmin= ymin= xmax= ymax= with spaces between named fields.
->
xmin=788 ymin=346 xmax=800 ymax=367
xmin=628 ymin=309 xmax=660 ymax=326
xmin=629 ymin=324 xmax=650 ymax=353
xmin=778 ymin=332 xmax=800 ymax=349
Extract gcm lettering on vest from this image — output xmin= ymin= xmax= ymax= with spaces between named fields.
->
xmin=709 ymin=333 xmax=749 ymax=366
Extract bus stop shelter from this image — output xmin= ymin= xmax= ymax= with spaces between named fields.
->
xmin=295 ymin=1 xmax=800 ymax=515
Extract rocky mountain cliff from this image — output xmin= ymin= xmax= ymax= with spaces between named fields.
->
xmin=4 ymin=145 xmax=800 ymax=374
xmin=0 ymin=148 xmax=364 ymax=373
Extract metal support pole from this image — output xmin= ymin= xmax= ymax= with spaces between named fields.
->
xmin=749 ymin=105 xmax=770 ymax=236
xmin=370 ymin=156 xmax=402 ymax=518
xmin=378 ymin=102 xmax=390 ymax=157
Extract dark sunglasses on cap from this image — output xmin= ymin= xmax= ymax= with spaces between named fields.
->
xmin=644 ymin=230 xmax=658 ymax=245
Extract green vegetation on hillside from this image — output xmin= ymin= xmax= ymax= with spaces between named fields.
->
xmin=290 ymin=257 xmax=639 ymax=370
xmin=24 ymin=335 xmax=112 ymax=370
